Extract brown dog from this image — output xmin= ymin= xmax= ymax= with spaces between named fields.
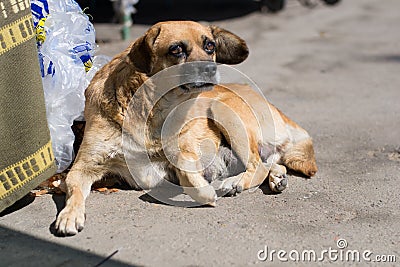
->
xmin=55 ymin=21 xmax=317 ymax=235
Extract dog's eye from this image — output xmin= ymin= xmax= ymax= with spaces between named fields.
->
xmin=204 ymin=41 xmax=216 ymax=54
xmin=169 ymin=44 xmax=184 ymax=57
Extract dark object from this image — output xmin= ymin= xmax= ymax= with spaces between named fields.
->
xmin=71 ymin=121 xmax=86 ymax=156
xmin=322 ymin=0 xmax=341 ymax=5
xmin=261 ymin=0 xmax=286 ymax=13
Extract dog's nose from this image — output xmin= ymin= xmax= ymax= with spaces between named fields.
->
xmin=202 ymin=62 xmax=217 ymax=76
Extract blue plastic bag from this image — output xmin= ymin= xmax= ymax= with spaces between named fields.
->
xmin=31 ymin=0 xmax=110 ymax=172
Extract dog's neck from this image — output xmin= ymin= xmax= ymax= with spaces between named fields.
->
xmin=145 ymin=87 xmax=201 ymax=135
xmin=124 ymin=85 xmax=204 ymax=161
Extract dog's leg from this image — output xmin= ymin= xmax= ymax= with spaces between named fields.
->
xmin=269 ymin=104 xmax=318 ymax=177
xmin=214 ymin=130 xmax=272 ymax=195
xmin=218 ymin=159 xmax=270 ymax=195
xmin=55 ymin=164 xmax=108 ymax=236
xmin=219 ymin=155 xmax=288 ymax=194
xmin=175 ymin=152 xmax=217 ymax=206
xmin=209 ymin=100 xmax=272 ymax=195
xmin=55 ymin=122 xmax=113 ymax=236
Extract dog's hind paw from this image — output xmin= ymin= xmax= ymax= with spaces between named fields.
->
xmin=268 ymin=164 xmax=288 ymax=192
xmin=269 ymin=174 xmax=288 ymax=192
xmin=216 ymin=175 xmax=244 ymax=197
xmin=55 ymin=206 xmax=85 ymax=236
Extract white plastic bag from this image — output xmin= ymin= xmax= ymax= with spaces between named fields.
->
xmin=31 ymin=0 xmax=110 ymax=172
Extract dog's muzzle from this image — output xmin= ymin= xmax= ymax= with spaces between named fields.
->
xmin=179 ymin=62 xmax=218 ymax=93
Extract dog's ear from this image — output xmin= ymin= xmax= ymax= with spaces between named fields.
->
xmin=209 ymin=26 xmax=249 ymax=64
xmin=129 ymin=26 xmax=161 ymax=74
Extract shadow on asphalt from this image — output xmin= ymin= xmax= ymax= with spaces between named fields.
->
xmin=0 ymin=226 xmax=139 ymax=266
xmin=48 ymin=194 xmax=67 ymax=236
xmin=0 ymin=194 xmax=35 ymax=217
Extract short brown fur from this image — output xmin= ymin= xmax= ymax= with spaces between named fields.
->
xmin=55 ymin=21 xmax=317 ymax=236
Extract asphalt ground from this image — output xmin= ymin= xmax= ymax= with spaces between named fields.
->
xmin=1 ymin=0 xmax=399 ymax=266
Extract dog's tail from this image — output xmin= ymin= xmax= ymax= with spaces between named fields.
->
xmin=281 ymin=138 xmax=318 ymax=177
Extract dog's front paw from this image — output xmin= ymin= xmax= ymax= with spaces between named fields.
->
xmin=184 ymin=185 xmax=217 ymax=206
xmin=216 ymin=175 xmax=244 ymax=197
xmin=55 ymin=206 xmax=85 ymax=236
xmin=268 ymin=164 xmax=288 ymax=192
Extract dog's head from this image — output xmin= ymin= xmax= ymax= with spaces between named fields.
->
xmin=128 ymin=21 xmax=249 ymax=91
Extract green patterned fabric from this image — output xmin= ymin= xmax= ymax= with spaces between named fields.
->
xmin=0 ymin=2 xmax=56 ymax=212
